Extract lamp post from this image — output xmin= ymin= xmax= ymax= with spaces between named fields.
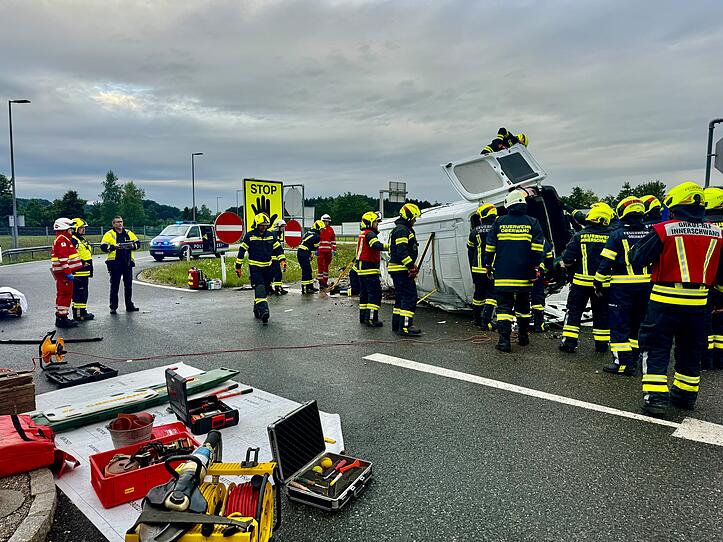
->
xmin=235 ymin=189 xmax=242 ymax=216
xmin=191 ymin=152 xmax=203 ymax=222
xmin=8 ymin=99 xmax=31 ymax=249
xmin=216 ymin=196 xmax=222 ymax=216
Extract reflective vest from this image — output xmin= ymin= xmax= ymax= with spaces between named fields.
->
xmin=51 ymin=232 xmax=82 ymax=277
xmin=101 ymin=229 xmax=138 ymax=263
xmin=355 ymin=229 xmax=386 ymax=275
xmin=72 ymin=234 xmax=94 ymax=277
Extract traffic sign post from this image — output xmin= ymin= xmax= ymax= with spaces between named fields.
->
xmin=214 ymin=212 xmax=245 ymax=285
xmin=284 ymin=219 xmax=302 ymax=248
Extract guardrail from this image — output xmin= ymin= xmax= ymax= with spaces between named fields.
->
xmin=0 ymin=241 xmax=150 ymax=265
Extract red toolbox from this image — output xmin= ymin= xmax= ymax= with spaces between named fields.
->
xmin=89 ymin=423 xmax=199 ymax=508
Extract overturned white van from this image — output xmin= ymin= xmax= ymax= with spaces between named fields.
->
xmin=378 ymin=144 xmax=571 ymax=311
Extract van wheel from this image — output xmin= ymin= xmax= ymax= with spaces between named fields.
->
xmin=152 ymin=255 xmax=164 ymax=262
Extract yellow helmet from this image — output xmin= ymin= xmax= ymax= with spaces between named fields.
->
xmin=586 ymin=202 xmax=614 ymax=225
xmin=517 ymin=133 xmax=528 ymax=147
xmin=704 ymin=187 xmax=723 ymax=210
xmin=399 ymin=203 xmax=421 ymax=221
xmin=252 ymin=213 xmax=270 ymax=228
xmin=663 ymin=182 xmax=704 ymax=209
xmin=313 ymin=219 xmax=326 ymax=230
xmin=360 ymin=211 xmax=379 ymax=229
xmin=73 ymin=218 xmax=88 ymax=229
xmin=640 ymin=195 xmax=661 ymax=214
xmin=616 ymin=197 xmax=645 ymax=219
xmin=476 ymin=203 xmax=497 ymax=220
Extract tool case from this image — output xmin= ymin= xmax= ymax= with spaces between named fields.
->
xmin=43 ymin=362 xmax=118 ymax=388
xmin=267 ymin=400 xmax=372 ymax=511
xmin=166 ymin=369 xmax=239 ymax=435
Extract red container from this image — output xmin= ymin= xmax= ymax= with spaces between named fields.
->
xmin=89 ymin=424 xmax=198 ymax=508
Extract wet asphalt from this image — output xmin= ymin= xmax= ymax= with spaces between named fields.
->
xmin=1 ymin=254 xmax=722 ymax=542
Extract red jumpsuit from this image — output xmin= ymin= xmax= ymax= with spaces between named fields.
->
xmin=51 ymin=232 xmax=82 ymax=318
xmin=317 ymin=226 xmax=337 ymax=287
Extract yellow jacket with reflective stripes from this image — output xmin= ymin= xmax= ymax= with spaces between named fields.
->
xmin=72 ymin=234 xmax=94 ymax=277
xmin=101 ymin=229 xmax=139 ymax=265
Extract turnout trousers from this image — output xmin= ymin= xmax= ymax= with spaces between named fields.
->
xmin=107 ymin=263 xmax=134 ymax=310
xmin=348 ymin=266 xmax=360 ymax=296
xmin=561 ymin=284 xmax=610 ymax=347
xmin=608 ymin=283 xmax=650 ymax=371
xmin=317 ymin=252 xmax=332 ymax=287
xmin=249 ymin=266 xmax=274 ymax=318
xmin=472 ymin=273 xmax=496 ymax=326
xmin=358 ymin=273 xmax=382 ymax=323
xmin=704 ymin=293 xmax=723 ymax=369
xmin=639 ymin=300 xmax=705 ymax=408
xmin=272 ymin=261 xmax=283 ymax=288
xmin=531 ymin=275 xmax=545 ymax=329
xmin=71 ymin=276 xmax=90 ymax=315
xmin=496 ymin=288 xmax=531 ymax=336
xmin=54 ymin=276 xmax=73 ymax=318
xmin=297 ymin=250 xmax=314 ymax=287
xmin=390 ymin=271 xmax=417 ymax=331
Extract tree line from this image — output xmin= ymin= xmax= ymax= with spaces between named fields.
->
xmin=559 ymin=180 xmax=667 ymax=211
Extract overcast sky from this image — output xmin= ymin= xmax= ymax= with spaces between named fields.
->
xmin=2 ymin=0 xmax=723 ymax=211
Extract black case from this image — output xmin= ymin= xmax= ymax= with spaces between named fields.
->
xmin=267 ymin=400 xmax=372 ymax=511
xmin=43 ymin=362 xmax=118 ymax=388
xmin=165 ymin=368 xmax=239 ymax=435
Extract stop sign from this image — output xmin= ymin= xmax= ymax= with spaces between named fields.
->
xmin=214 ymin=212 xmax=244 ymax=244
xmin=284 ymin=219 xmax=302 ymax=248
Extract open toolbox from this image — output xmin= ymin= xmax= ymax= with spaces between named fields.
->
xmin=43 ymin=362 xmax=118 ymax=388
xmin=267 ymin=400 xmax=372 ymax=511
xmin=90 ymin=423 xmax=199 ymax=508
xmin=166 ymin=368 xmax=239 ymax=435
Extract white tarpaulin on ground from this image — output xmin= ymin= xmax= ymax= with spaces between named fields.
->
xmin=35 ymin=363 xmax=345 ymax=542
xmin=0 ymin=286 xmax=28 ymax=313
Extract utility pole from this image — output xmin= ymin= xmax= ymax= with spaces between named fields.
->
xmin=8 ymin=99 xmax=31 ymax=249
xmin=191 ymin=152 xmax=203 ymax=221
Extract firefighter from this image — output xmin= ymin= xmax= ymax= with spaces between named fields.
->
xmin=101 ymin=216 xmax=140 ymax=314
xmin=298 ymin=220 xmax=323 ymax=293
xmin=559 ymin=202 xmax=614 ymax=353
xmin=630 ymin=182 xmax=723 ymax=416
xmin=703 ymin=187 xmax=723 ymax=370
xmin=641 ymin=195 xmax=662 ymax=226
xmin=389 ymin=203 xmax=422 ymax=335
xmin=271 ymin=219 xmax=288 ymax=295
xmin=71 ymin=218 xmax=94 ymax=321
xmin=356 ymin=211 xmax=388 ymax=327
xmin=317 ymin=214 xmax=336 ymax=288
xmin=531 ymin=239 xmax=554 ymax=333
xmin=235 ymin=213 xmax=283 ymax=323
xmin=594 ymin=197 xmax=650 ymax=375
xmin=466 ymin=203 xmax=498 ymax=329
xmin=484 ymin=190 xmax=545 ymax=352
xmin=51 ymin=218 xmax=82 ymax=328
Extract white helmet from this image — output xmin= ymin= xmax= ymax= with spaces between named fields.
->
xmin=54 ymin=217 xmax=74 ymax=231
xmin=321 ymin=213 xmax=331 ymax=221
xmin=504 ymin=190 xmax=527 ymax=208
xmin=274 ymin=219 xmax=287 ymax=229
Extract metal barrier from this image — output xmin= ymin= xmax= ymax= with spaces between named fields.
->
xmin=0 ymin=241 xmax=150 ymax=264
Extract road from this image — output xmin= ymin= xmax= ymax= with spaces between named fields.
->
xmin=1 ymin=254 xmax=722 ymax=542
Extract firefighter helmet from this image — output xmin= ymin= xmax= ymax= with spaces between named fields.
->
xmin=586 ymin=202 xmax=614 ymax=225
xmin=641 ymin=195 xmax=662 ymax=214
xmin=274 ymin=218 xmax=286 ymax=229
xmin=399 ymin=203 xmax=421 ymax=221
xmin=616 ymin=197 xmax=645 ymax=219
xmin=53 ymin=217 xmax=74 ymax=231
xmin=663 ymin=182 xmax=704 ymax=209
xmin=313 ymin=219 xmax=326 ymax=230
xmin=361 ymin=211 xmax=379 ymax=229
xmin=321 ymin=213 xmax=331 ymax=222
xmin=252 ymin=213 xmax=271 ymax=228
xmin=476 ymin=203 xmax=497 ymax=220
xmin=517 ymin=133 xmax=528 ymax=147
xmin=504 ymin=190 xmax=527 ymax=208
xmin=73 ymin=218 xmax=88 ymax=229
xmin=704 ymin=187 xmax=723 ymax=210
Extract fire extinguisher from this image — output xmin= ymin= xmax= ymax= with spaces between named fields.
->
xmin=188 ymin=267 xmax=200 ymax=289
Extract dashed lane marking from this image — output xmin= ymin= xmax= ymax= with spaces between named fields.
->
xmin=363 ymin=353 xmax=723 ymax=448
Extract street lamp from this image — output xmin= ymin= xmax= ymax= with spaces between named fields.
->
xmin=235 ymin=189 xmax=243 ymax=216
xmin=191 ymin=152 xmax=203 ymax=222
xmin=8 ymin=99 xmax=31 ymax=249
xmin=216 ymin=196 xmax=222 ymax=216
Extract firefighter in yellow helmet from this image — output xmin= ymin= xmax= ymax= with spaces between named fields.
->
xmin=559 ymin=202 xmax=614 ymax=353
xmin=467 ymin=203 xmax=498 ymax=329
xmin=356 ymin=211 xmax=388 ymax=327
xmin=389 ymin=203 xmax=422 ymax=335
xmin=71 ymin=218 xmax=95 ymax=321
xmin=703 ymin=187 xmax=723 ymax=370
xmin=297 ymin=220 xmax=324 ymax=293
xmin=641 ymin=195 xmax=662 ymax=226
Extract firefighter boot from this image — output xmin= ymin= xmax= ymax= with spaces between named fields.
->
xmin=275 ymin=286 xmax=288 ymax=295
xmin=472 ymin=306 xmax=483 ymax=328
xmin=670 ymin=386 xmax=697 ymax=410
xmin=261 ymin=310 xmax=270 ymax=325
xmin=496 ymin=332 xmax=512 ymax=353
xmin=366 ymin=309 xmax=383 ymax=328
xmin=55 ymin=316 xmax=79 ymax=328
xmin=359 ymin=309 xmax=369 ymax=324
xmin=80 ymin=310 xmax=95 ymax=321
xmin=391 ymin=313 xmax=400 ymax=332
xmin=595 ymin=341 xmax=609 ymax=353
xmin=532 ymin=310 xmax=545 ymax=333
xmin=559 ymin=338 xmax=577 ymax=354
xmin=399 ymin=316 xmax=422 ymax=336
xmin=642 ymin=393 xmax=670 ymax=418
xmin=517 ymin=320 xmax=530 ymax=346
xmin=602 ymin=361 xmax=638 ymax=376
xmin=307 ymin=284 xmax=319 ymax=293
xmin=480 ymin=304 xmax=496 ymax=331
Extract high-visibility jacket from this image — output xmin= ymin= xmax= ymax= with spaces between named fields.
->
xmin=481 ymin=134 xmax=507 ymax=155
xmin=101 ymin=229 xmax=139 ymax=265
xmin=298 ymin=230 xmax=320 ymax=253
xmin=318 ymin=226 xmax=337 ymax=253
xmin=483 ymin=207 xmax=545 ymax=289
xmin=355 ymin=229 xmax=387 ymax=275
xmin=51 ymin=232 xmax=82 ymax=277
xmin=630 ymin=215 xmax=723 ymax=306
xmin=236 ymin=229 xmax=283 ymax=268
xmin=562 ymin=223 xmax=611 ymax=287
xmin=388 ymin=219 xmax=418 ymax=273
xmin=466 ymin=219 xmax=495 ymax=274
xmin=594 ymin=219 xmax=650 ymax=285
xmin=271 ymin=229 xmax=286 ymax=264
xmin=72 ymin=234 xmax=94 ymax=277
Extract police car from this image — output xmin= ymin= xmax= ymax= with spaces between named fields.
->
xmin=149 ymin=222 xmax=229 ymax=261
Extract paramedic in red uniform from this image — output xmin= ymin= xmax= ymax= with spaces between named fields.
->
xmin=51 ymin=218 xmax=83 ymax=328
xmin=317 ymin=213 xmax=336 ymax=288
xmin=630 ymin=182 xmax=723 ymax=417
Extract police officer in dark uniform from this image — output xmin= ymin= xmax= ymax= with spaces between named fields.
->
xmin=559 ymin=202 xmax=614 ymax=353
xmin=235 ymin=213 xmax=283 ymax=324
xmin=389 ymin=203 xmax=422 ymax=335
xmin=484 ymin=190 xmax=545 ymax=352
xmin=594 ymin=197 xmax=650 ymax=375
xmin=467 ymin=203 xmax=498 ymax=329
xmin=356 ymin=211 xmax=388 ymax=327
xmin=630 ymin=182 xmax=723 ymax=416
xmin=297 ymin=220 xmax=323 ymax=294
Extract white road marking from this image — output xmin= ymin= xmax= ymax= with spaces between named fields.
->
xmin=132 ymin=280 xmax=197 ymax=292
xmin=363 ymin=353 xmax=723 ymax=447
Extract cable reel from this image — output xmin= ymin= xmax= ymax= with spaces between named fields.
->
xmin=39 ymin=331 xmax=66 ymax=369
